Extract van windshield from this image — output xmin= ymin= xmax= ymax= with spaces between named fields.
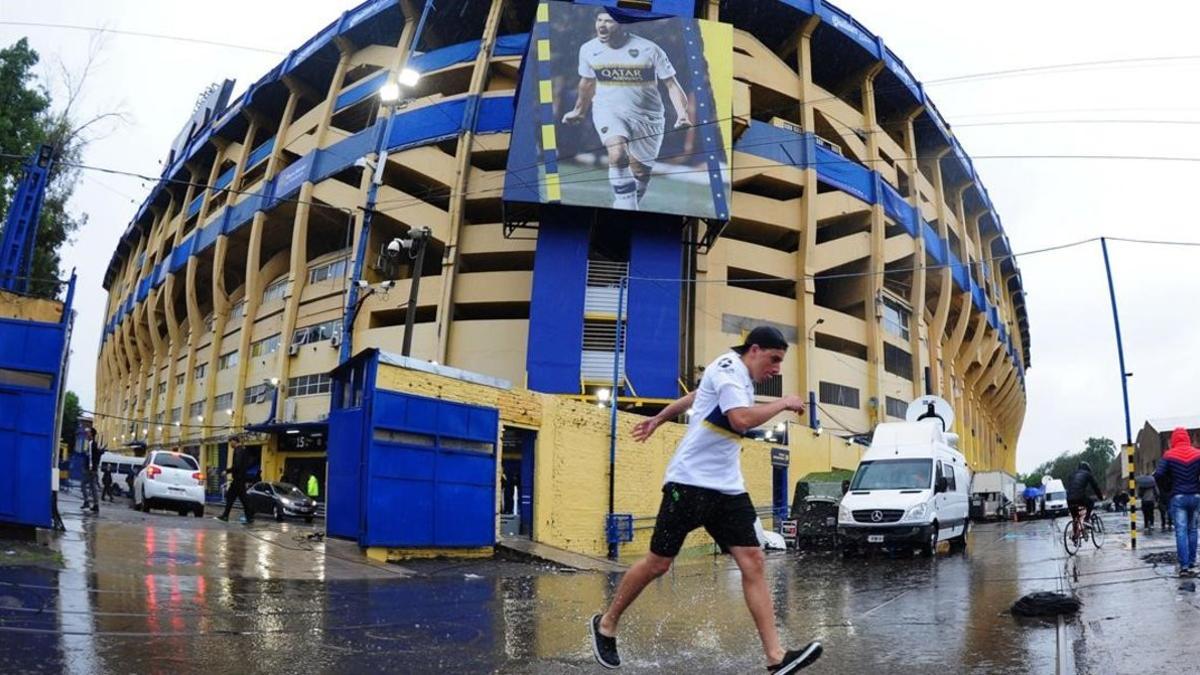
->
xmin=850 ymin=459 xmax=932 ymax=491
xmin=1048 ymin=491 xmax=1067 ymax=502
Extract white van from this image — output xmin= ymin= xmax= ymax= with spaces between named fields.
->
xmin=99 ymin=452 xmax=143 ymax=497
xmin=838 ymin=397 xmax=971 ymax=556
xmin=1042 ymin=478 xmax=1069 ymax=518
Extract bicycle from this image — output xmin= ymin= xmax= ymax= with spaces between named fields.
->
xmin=1063 ymin=505 xmax=1106 ymax=556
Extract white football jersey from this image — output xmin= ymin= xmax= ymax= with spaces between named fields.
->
xmin=578 ymin=34 xmax=676 ymax=121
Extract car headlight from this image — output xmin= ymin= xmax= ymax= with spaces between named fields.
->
xmin=902 ymin=503 xmax=929 ymax=523
xmin=838 ymin=503 xmax=852 ymax=523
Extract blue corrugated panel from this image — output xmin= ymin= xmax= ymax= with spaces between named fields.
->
xmin=626 ymin=219 xmax=682 ymax=399
xmin=223 ymin=192 xmax=262 ymax=235
xmin=948 ymin=251 xmax=969 ymax=291
xmin=880 ymin=181 xmax=917 ymax=236
xmin=136 ymin=277 xmax=150 ymax=303
xmin=214 ymin=165 xmax=236 ymax=191
xmin=313 ymin=127 xmax=377 ymax=184
xmin=923 ymin=222 xmax=946 ymax=264
xmin=733 ymin=121 xmax=808 ymax=166
xmin=526 ymin=210 xmax=589 ymax=394
xmin=474 ymin=95 xmax=515 ymax=134
xmin=195 ymin=220 xmax=221 ymax=253
xmin=246 ymin=138 xmax=274 ymax=170
xmin=335 ymin=70 xmax=387 ymax=111
xmin=152 ymin=261 xmax=166 ymax=288
xmin=386 ymin=99 xmax=468 ymax=152
xmin=169 ymin=234 xmax=194 ymax=274
xmin=815 ymin=144 xmax=875 ymax=203
xmin=186 ymin=193 xmax=204 ymax=219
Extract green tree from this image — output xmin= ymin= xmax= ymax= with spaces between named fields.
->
xmin=0 ymin=37 xmax=120 ymax=299
xmin=60 ymin=390 xmax=81 ymax=446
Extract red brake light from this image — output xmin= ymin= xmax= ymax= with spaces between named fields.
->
xmin=193 ymin=471 xmax=205 ymax=485
xmin=146 ymin=466 xmax=162 ymax=480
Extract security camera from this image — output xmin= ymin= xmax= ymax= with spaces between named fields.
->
xmin=355 ymin=279 xmax=369 ymax=289
xmin=380 ymin=280 xmax=396 ymax=290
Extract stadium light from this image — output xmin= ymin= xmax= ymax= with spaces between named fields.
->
xmin=398 ymin=67 xmax=421 ymax=87
xmin=378 ymin=81 xmax=402 ymax=104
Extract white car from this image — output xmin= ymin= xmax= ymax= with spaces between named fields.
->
xmin=133 ymin=451 xmax=206 ymax=517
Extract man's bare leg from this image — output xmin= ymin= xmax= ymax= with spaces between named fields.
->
xmin=729 ymin=545 xmax=785 ymax=665
xmin=598 ymin=552 xmax=674 ymax=636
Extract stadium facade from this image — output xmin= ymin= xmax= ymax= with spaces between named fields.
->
xmin=97 ymin=0 xmax=1030 ymax=492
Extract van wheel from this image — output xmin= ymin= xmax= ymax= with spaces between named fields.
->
xmin=921 ymin=524 xmax=938 ymax=557
xmin=949 ymin=522 xmax=969 ymax=553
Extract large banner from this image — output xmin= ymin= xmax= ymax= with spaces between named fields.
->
xmin=504 ymin=2 xmax=732 ymax=220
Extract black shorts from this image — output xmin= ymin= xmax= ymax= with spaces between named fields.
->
xmin=649 ymin=482 xmax=759 ymax=557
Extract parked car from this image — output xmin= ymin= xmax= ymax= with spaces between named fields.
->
xmin=133 ymin=451 xmax=205 ymax=517
xmin=245 ymin=482 xmax=316 ymax=523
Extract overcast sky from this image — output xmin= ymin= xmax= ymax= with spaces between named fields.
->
xmin=4 ymin=1 xmax=1198 ymax=473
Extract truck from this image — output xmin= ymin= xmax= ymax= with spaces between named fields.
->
xmin=969 ymin=471 xmax=1018 ymax=521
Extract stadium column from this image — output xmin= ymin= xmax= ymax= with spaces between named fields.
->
xmin=860 ymin=63 xmax=887 ymax=428
xmin=232 ymin=99 xmax=297 ymax=433
xmin=435 ymin=0 xmax=505 ymax=364
xmin=276 ymin=49 xmax=357 ymax=418
xmin=793 ymin=15 xmax=820 ymax=403
xmin=900 ymin=109 xmax=926 ymax=399
xmin=214 ymin=117 xmax=261 ymax=435
xmin=959 ymin=317 xmax=988 ymax=462
xmin=926 ymin=148 xmax=953 ymax=399
xmin=942 ymin=291 xmax=971 ymax=442
xmin=197 ymin=143 xmax=232 ymax=447
xmin=165 ymin=193 xmax=190 ymax=446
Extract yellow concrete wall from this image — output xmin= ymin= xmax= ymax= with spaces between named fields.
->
xmin=372 ymin=363 xmax=862 ymax=559
xmin=0 ymin=289 xmax=63 ymax=323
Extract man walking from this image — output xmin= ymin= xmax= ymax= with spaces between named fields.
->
xmin=1136 ymin=473 xmax=1159 ymax=531
xmin=588 ymin=326 xmax=822 ymax=673
xmin=81 ymin=428 xmax=101 ymax=513
xmin=1155 ymin=427 xmax=1200 ymax=576
xmin=217 ymin=437 xmax=255 ymax=523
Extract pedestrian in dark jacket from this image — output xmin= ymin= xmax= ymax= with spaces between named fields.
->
xmin=81 ymin=429 xmax=102 ymax=513
xmin=1066 ymin=461 xmax=1104 ymax=521
xmin=218 ymin=437 xmax=254 ymax=523
xmin=1136 ymin=474 xmax=1159 ymax=530
xmin=101 ymin=467 xmax=114 ymax=502
xmin=1154 ymin=427 xmax=1200 ymax=576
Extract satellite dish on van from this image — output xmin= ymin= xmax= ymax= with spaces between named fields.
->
xmin=904 ymin=396 xmax=955 ymax=432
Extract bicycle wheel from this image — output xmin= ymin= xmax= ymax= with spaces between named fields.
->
xmin=1063 ymin=520 xmax=1081 ymax=556
xmin=1090 ymin=514 xmax=1106 ymax=549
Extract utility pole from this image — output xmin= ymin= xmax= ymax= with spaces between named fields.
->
xmin=401 ymin=227 xmax=430 ymax=357
xmin=1100 ymin=237 xmax=1136 ymax=549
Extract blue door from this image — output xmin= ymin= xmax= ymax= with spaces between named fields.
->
xmin=362 ymin=391 xmax=498 ymax=548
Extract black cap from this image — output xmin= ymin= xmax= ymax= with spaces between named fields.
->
xmin=732 ymin=326 xmax=789 ymax=354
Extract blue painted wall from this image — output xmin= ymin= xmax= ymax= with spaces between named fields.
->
xmin=526 ymin=207 xmax=590 ymax=394
xmin=626 ymin=218 xmax=681 ymax=399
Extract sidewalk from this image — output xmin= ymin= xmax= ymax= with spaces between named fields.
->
xmin=1063 ymin=519 xmax=1200 ymax=673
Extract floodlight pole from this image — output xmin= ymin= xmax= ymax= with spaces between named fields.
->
xmin=1100 ymin=237 xmax=1136 ymax=549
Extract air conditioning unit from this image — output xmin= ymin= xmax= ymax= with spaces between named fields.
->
xmin=815 ymin=135 xmax=844 ymax=156
xmin=330 ymin=334 xmax=342 ymax=348
xmin=284 ymin=399 xmax=297 ymax=423
xmin=288 ymin=343 xmax=300 ymax=356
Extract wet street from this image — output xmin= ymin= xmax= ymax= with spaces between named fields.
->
xmin=1 ymin=497 xmax=1194 ymax=674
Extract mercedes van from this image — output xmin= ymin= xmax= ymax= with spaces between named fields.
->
xmin=838 ymin=398 xmax=971 ymax=556
xmin=1042 ymin=478 xmax=1069 ymax=519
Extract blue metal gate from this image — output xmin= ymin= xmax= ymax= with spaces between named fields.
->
xmin=328 ymin=351 xmax=499 ymax=548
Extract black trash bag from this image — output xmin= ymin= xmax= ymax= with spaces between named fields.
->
xmin=1010 ymin=592 xmax=1081 ymax=617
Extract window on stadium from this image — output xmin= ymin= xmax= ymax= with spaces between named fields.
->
xmin=308 ymin=258 xmax=348 ymax=285
xmin=288 ymin=374 xmax=332 ymax=398
xmin=250 ymin=334 xmax=281 ymax=358
xmin=292 ymin=319 xmax=341 ymax=346
xmin=262 ymin=275 xmax=289 ymax=303
xmin=819 ymin=381 xmax=859 ymax=409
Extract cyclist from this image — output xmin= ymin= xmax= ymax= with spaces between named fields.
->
xmin=1066 ymin=461 xmax=1104 ymax=536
